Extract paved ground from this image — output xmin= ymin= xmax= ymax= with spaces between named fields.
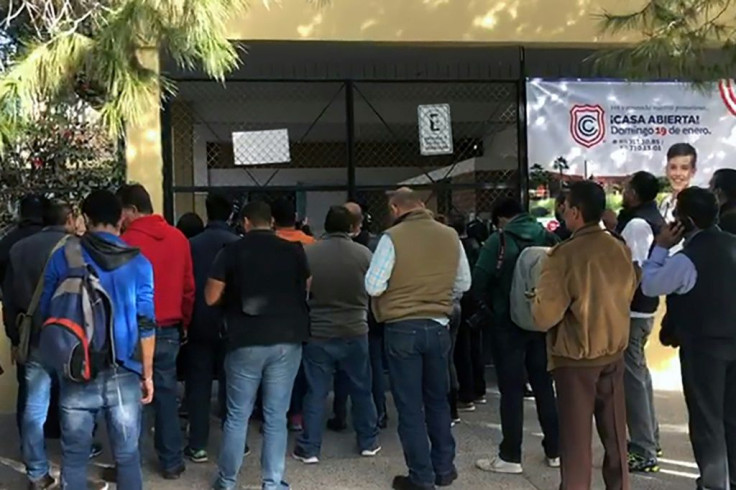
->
xmin=0 ymin=379 xmax=698 ymax=490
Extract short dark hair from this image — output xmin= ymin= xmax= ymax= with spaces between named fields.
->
xmin=567 ymin=181 xmax=607 ymax=224
xmin=116 ymin=184 xmax=154 ymax=214
xmin=271 ymin=198 xmax=296 ymax=228
xmin=712 ymin=168 xmax=736 ymax=201
xmin=206 ymin=193 xmax=232 ymax=222
xmin=629 ymin=171 xmax=661 ymax=203
xmin=491 ymin=198 xmax=524 ymax=225
xmin=43 ymin=200 xmax=73 ymax=227
xmin=667 ymin=143 xmax=698 ymax=169
xmin=176 ymin=212 xmax=204 ymax=239
xmin=677 ymin=187 xmax=719 ymax=230
xmin=240 ymin=200 xmax=272 ymax=227
xmin=82 ymin=190 xmax=122 ymax=227
xmin=19 ymin=194 xmax=46 ymax=223
xmin=324 ymin=206 xmax=354 ymax=234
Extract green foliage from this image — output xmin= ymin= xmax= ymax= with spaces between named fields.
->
xmin=593 ymin=0 xmax=736 ymax=82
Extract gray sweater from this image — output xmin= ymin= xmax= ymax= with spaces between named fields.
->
xmin=306 ymin=233 xmax=372 ymax=338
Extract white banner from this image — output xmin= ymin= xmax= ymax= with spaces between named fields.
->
xmin=526 ymin=79 xmax=736 ymax=185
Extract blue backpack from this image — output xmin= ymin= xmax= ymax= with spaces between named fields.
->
xmin=38 ymin=237 xmax=114 ymax=383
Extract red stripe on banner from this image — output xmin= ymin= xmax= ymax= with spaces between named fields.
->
xmin=719 ymin=80 xmax=736 ymax=116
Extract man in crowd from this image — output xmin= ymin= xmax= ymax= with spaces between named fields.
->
xmin=366 ymin=188 xmax=470 ymax=490
xmin=3 ymin=200 xmax=76 ymax=489
xmin=0 ymin=194 xmax=46 ymax=288
xmin=184 ymin=194 xmax=239 ymax=464
xmin=641 ymin=187 xmax=736 ymax=490
xmin=616 ymin=171 xmax=663 ymax=473
xmin=533 ymin=181 xmax=638 ymax=490
xmin=41 ymin=190 xmax=156 ymax=490
xmin=659 ymin=143 xmax=697 ymax=222
xmin=293 ymin=205 xmax=380 ymax=464
xmin=710 ymin=168 xmax=736 ymax=235
xmin=553 ymin=191 xmax=571 ymax=241
xmin=206 ymin=200 xmax=309 ymax=490
xmin=271 ymin=197 xmax=314 ymax=431
xmin=472 ymin=198 xmax=560 ymax=474
xmin=117 ymin=184 xmax=194 ymax=479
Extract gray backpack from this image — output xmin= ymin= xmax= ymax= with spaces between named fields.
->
xmin=509 ymin=246 xmax=550 ymax=331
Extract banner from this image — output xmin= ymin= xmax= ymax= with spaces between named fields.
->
xmin=526 ymin=79 xmax=736 ymax=186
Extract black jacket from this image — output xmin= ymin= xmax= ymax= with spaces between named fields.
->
xmin=719 ymin=201 xmax=736 ymax=235
xmin=0 ymin=220 xmax=44 ymax=288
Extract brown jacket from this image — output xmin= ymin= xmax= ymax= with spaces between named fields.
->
xmin=532 ymin=224 xmax=638 ymax=369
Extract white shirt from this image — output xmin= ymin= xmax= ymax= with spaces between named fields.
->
xmin=621 ymin=218 xmax=655 ymax=318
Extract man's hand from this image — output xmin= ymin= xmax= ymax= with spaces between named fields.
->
xmin=656 ymin=222 xmax=685 ymax=249
xmin=602 ymin=209 xmax=618 ymax=232
xmin=141 ymin=378 xmax=154 ymax=404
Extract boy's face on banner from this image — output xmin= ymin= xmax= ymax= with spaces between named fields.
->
xmin=666 ymin=156 xmax=696 ymax=193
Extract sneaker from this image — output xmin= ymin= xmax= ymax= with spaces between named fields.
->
xmin=361 ymin=445 xmax=382 ymax=457
xmin=184 ymin=446 xmax=208 ymax=463
xmin=244 ymin=445 xmax=251 ymax=457
xmin=547 ymin=457 xmax=560 ymax=468
xmin=657 ymin=447 xmax=663 ymax=457
xmin=476 ymin=457 xmax=523 ymax=474
xmin=292 ymin=446 xmax=319 ymax=464
xmin=436 ymin=468 xmax=458 ymax=486
xmin=523 ymin=383 xmax=534 ymax=399
xmin=628 ymin=454 xmax=660 ymax=473
xmin=474 ymin=396 xmax=488 ymax=405
xmin=326 ymin=417 xmax=347 ymax=432
xmin=89 ymin=482 xmax=109 ymax=490
xmin=288 ymin=414 xmax=303 ymax=432
xmin=457 ymin=401 xmax=476 ymax=412
xmin=378 ymin=413 xmax=388 ymax=429
xmin=392 ymin=475 xmax=428 ymax=490
xmin=451 ymin=417 xmax=461 ymax=427
xmin=28 ymin=474 xmax=56 ymax=490
xmin=162 ymin=463 xmax=186 ymax=480
xmin=89 ymin=442 xmax=103 ymax=460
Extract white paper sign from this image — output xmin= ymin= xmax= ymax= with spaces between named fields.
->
xmin=232 ymin=129 xmax=291 ymax=166
xmin=526 ymin=79 xmax=736 ymax=184
xmin=418 ymin=104 xmax=453 ymax=156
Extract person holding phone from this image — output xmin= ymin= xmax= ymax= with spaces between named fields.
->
xmin=641 ymin=187 xmax=736 ymax=490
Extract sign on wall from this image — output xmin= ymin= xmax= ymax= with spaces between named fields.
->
xmin=418 ymin=104 xmax=453 ymax=156
xmin=232 ymin=129 xmax=291 ymax=166
xmin=526 ymin=79 xmax=736 ymax=184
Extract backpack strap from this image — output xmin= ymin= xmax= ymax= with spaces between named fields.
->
xmin=64 ymin=236 xmax=86 ymax=269
xmin=25 ymin=236 xmax=70 ymax=322
xmin=495 ymin=232 xmax=506 ymax=272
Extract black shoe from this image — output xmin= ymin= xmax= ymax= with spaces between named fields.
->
xmin=378 ymin=413 xmax=388 ymax=429
xmin=28 ymin=474 xmax=56 ymax=490
xmin=435 ymin=468 xmax=458 ymax=487
xmin=392 ymin=475 xmax=435 ymax=490
xmin=162 ymin=463 xmax=186 ymax=480
xmin=523 ymin=383 xmax=534 ymax=399
xmin=244 ymin=445 xmax=251 ymax=457
xmin=89 ymin=442 xmax=103 ymax=460
xmin=326 ymin=417 xmax=347 ymax=432
xmin=100 ymin=466 xmax=117 ymax=483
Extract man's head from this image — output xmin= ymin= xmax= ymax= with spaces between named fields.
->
xmin=206 ymin=193 xmax=232 ymax=222
xmin=666 ymin=143 xmax=697 ymax=194
xmin=43 ymin=200 xmax=76 ymax=233
xmin=387 ymin=187 xmax=424 ymax=221
xmin=710 ymin=168 xmax=736 ymax=207
xmin=271 ymin=198 xmax=296 ymax=229
xmin=564 ymin=181 xmax=607 ymax=233
xmin=116 ymin=184 xmax=154 ymax=230
xmin=491 ymin=198 xmax=523 ymax=229
xmin=324 ymin=205 xmax=355 ymax=235
xmin=624 ymin=171 xmax=660 ymax=208
xmin=176 ymin=212 xmax=204 ymax=239
xmin=343 ymin=202 xmax=363 ymax=236
xmin=675 ymin=187 xmax=719 ymax=233
xmin=18 ymin=194 xmax=46 ymax=224
xmin=82 ymin=190 xmax=123 ymax=233
xmin=239 ymin=200 xmax=273 ymax=232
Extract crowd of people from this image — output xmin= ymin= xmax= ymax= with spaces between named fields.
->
xmin=1 ymin=141 xmax=736 ymax=490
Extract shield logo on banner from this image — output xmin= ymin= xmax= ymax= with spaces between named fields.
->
xmin=569 ymin=105 xmax=605 ymax=148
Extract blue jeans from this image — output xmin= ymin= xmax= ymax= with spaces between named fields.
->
xmin=150 ymin=327 xmax=183 ymax=471
xmin=59 ymin=368 xmax=142 ymax=490
xmin=333 ymin=333 xmax=387 ymax=423
xmin=22 ymin=358 xmax=55 ymax=481
xmin=385 ymin=320 xmax=456 ymax=488
xmin=215 ymin=343 xmax=302 ymax=490
xmin=297 ymin=336 xmax=378 ymax=456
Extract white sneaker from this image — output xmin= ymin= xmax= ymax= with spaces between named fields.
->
xmin=476 ymin=457 xmax=523 ymax=474
xmin=292 ymin=450 xmax=319 ymax=464
xmin=361 ymin=446 xmax=382 ymax=457
xmin=547 ymin=457 xmax=560 ymax=468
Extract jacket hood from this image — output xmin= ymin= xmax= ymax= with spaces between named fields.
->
xmin=82 ymin=232 xmax=141 ymax=271
xmin=126 ymin=215 xmax=170 ymax=241
xmin=503 ymin=213 xmax=548 ymax=242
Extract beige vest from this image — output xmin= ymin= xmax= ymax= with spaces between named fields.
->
xmin=373 ymin=210 xmax=460 ymax=323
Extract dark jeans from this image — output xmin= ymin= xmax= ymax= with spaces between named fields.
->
xmin=455 ymin=322 xmax=486 ymax=403
xmin=385 ymin=320 xmax=456 ymax=488
xmin=333 ymin=332 xmax=387 ymax=423
xmin=298 ymin=335 xmax=379 ymax=456
xmin=150 ymin=327 xmax=183 ymax=471
xmin=60 ymin=368 xmax=143 ymax=490
xmin=680 ymin=347 xmax=736 ymax=490
xmin=186 ymin=340 xmax=226 ymax=451
xmin=491 ymin=327 xmax=559 ymax=463
xmin=289 ymin=365 xmax=306 ymax=418
xmin=448 ymin=304 xmax=460 ymax=419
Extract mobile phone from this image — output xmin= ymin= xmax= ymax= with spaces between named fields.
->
xmin=673 ymin=216 xmax=695 ymax=233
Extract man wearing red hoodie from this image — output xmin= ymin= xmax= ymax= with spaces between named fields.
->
xmin=117 ymin=184 xmax=194 ymax=480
